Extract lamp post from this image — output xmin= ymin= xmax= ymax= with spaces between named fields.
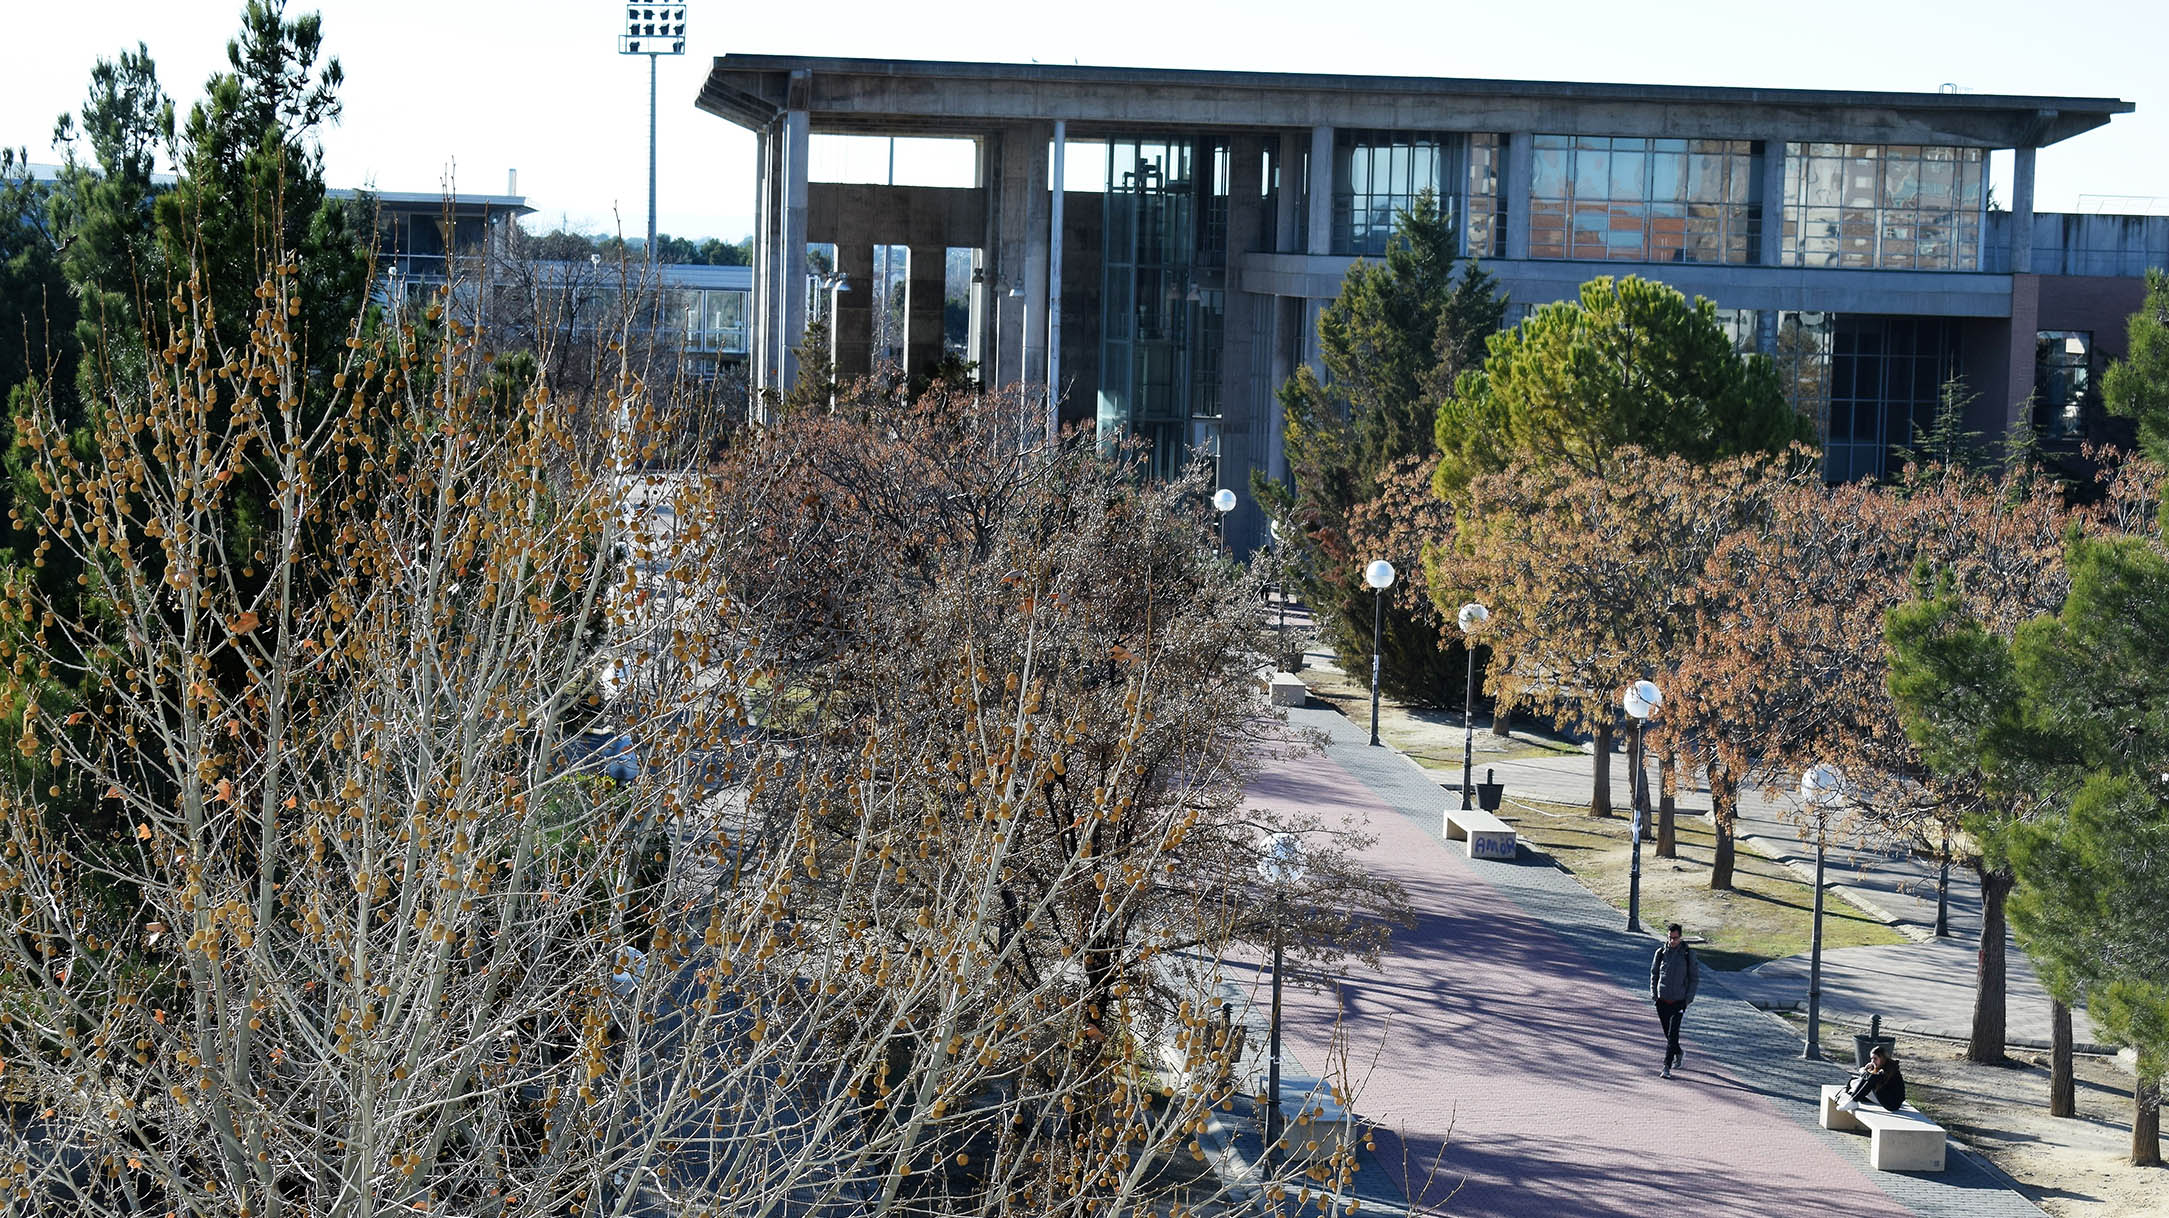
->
xmin=1363 ymin=560 xmax=1395 ymax=747
xmin=1212 ymin=487 xmax=1237 ymax=557
xmin=1457 ymin=603 xmax=1490 ymax=809
xmin=1622 ymin=680 xmax=1663 ymax=933
xmin=1799 ymin=764 xmax=1842 ymax=1061
xmin=1268 ymin=517 xmax=1288 ymax=665
xmin=1935 ymin=820 xmax=1952 ymax=938
xmin=616 ymin=4 xmax=689 ymax=260
xmin=1259 ymin=833 xmax=1306 ymax=1172
xmin=810 ymin=270 xmax=849 ymax=323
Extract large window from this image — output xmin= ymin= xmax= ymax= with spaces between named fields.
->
xmin=1098 ymin=138 xmax=1227 ymax=478
xmin=1466 ymin=134 xmax=1504 ymax=259
xmin=1528 ymin=136 xmax=1761 ymax=264
xmin=2035 ymin=330 xmax=2092 ymax=440
xmin=1333 ymin=131 xmax=1464 ymax=257
xmin=1781 ymin=144 xmax=1984 ymax=270
xmin=1786 ymin=314 xmax=1958 ymax=481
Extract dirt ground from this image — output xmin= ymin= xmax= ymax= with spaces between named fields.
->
xmin=1903 ymin=1043 xmax=2164 ymax=1217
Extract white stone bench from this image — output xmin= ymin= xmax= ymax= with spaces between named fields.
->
xmin=1443 ymin=806 xmax=1517 ymax=860
xmin=1268 ymin=672 xmax=1308 ymax=707
xmin=1819 ymin=1083 xmax=1945 ymax=1171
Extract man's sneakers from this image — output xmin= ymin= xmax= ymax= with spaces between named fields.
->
xmin=1660 ymin=1066 xmax=1674 ymax=1079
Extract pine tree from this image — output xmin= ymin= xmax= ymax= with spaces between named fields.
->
xmin=1258 ymin=189 xmax=1505 ymax=700
xmin=1890 ymin=530 xmax=2169 ymax=1160
xmin=2103 ymin=268 xmax=2169 ymax=463
xmin=1433 ymin=274 xmax=1810 ymax=499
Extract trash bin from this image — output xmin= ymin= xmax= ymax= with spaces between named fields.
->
xmin=1854 ymin=1015 xmax=1894 ymax=1066
xmin=1475 ymin=768 xmax=1505 ymax=812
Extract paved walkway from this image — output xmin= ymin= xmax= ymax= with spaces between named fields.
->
xmin=1231 ymin=703 xmax=2045 ymax=1218
xmin=1283 ymin=612 xmax=2092 ymax=1053
xmin=1460 ymin=747 xmax=2097 ymax=1051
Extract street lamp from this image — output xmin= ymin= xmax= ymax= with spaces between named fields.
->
xmin=810 ymin=270 xmax=850 ymax=323
xmin=1259 ymin=832 xmax=1306 ymax=1172
xmin=1622 ymin=679 xmax=1663 ymax=933
xmin=1363 ymin=559 xmax=1395 ymax=747
xmin=1934 ymin=819 xmax=1952 ymax=938
xmin=1457 ymin=602 xmax=1490 ymax=810
xmin=617 ymin=4 xmax=689 ymax=260
xmin=1798 ymin=764 xmax=1842 ymax=1061
xmin=1212 ymin=487 xmax=1237 ymax=556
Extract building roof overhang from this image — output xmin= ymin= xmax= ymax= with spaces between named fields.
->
xmin=696 ymin=54 xmax=2130 ymax=149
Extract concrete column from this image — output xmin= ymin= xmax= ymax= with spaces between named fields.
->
xmin=1047 ymin=119 xmax=1066 ymax=441
xmin=750 ymin=125 xmax=772 ymax=400
xmin=764 ymin=118 xmax=789 ymax=397
xmin=2009 ymin=145 xmax=2037 ymax=275
xmin=992 ymin=122 xmax=1051 ymax=390
xmin=905 ymin=244 xmax=946 ymax=381
xmin=2003 ymin=275 xmax=2041 ymax=434
xmin=1760 ymin=138 xmax=1788 ymax=267
xmin=1275 ymin=131 xmax=1305 ymax=253
xmin=833 ymin=242 xmax=875 ymax=382
xmin=779 ymin=74 xmax=811 ymax=393
xmin=1307 ymin=125 xmax=1335 ymax=257
xmin=1504 ymin=132 xmax=1533 ymax=261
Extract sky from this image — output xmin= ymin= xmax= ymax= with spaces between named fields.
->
xmin=3 ymin=0 xmax=2166 ymax=243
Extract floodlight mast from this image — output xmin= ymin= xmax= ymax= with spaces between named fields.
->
xmin=618 ymin=4 xmax=689 ymax=261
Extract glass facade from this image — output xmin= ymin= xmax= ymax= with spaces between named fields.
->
xmin=1528 ymin=136 xmax=1762 ymax=264
xmin=1781 ymin=144 xmax=1985 ymax=270
xmin=1097 ymin=138 xmax=1227 ymax=479
xmin=1780 ymin=313 xmax=1958 ymax=481
xmin=1332 ymin=131 xmax=1467 ymax=257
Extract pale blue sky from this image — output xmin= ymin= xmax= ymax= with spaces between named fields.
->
xmin=3 ymin=0 xmax=2164 ymax=241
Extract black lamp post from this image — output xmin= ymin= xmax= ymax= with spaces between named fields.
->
xmin=1622 ymin=680 xmax=1663 ymax=933
xmin=1456 ymin=602 xmax=1490 ymax=809
xmin=1799 ymin=764 xmax=1842 ymax=1061
xmin=1260 ymin=833 xmax=1305 ymax=1173
xmin=1363 ymin=560 xmax=1394 ymax=747
xmin=1212 ymin=487 xmax=1237 ymax=557
xmin=1935 ymin=820 xmax=1952 ymax=937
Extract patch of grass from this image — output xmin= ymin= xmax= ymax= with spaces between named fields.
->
xmin=1297 ymin=667 xmax=1580 ymax=765
xmin=1498 ymin=797 xmax=1908 ymax=971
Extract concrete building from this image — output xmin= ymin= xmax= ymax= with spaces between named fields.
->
xmin=697 ymin=56 xmax=2160 ymax=546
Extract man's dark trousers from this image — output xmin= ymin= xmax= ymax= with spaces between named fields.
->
xmin=1657 ymin=999 xmax=1687 ymax=1067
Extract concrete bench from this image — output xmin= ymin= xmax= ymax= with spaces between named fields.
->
xmin=1443 ymin=806 xmax=1518 ymax=860
xmin=1819 ymin=1083 xmax=1945 ymax=1171
xmin=1268 ymin=672 xmax=1308 ymax=707
xmin=1253 ymin=1074 xmax=1352 ymax=1162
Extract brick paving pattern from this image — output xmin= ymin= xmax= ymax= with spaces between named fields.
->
xmin=1231 ymin=704 xmax=2046 ymax=1218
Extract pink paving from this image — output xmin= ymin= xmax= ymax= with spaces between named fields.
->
xmin=1243 ymin=746 xmax=1914 ymax=1218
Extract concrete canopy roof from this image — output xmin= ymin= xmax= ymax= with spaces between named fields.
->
xmin=697 ymin=54 xmax=2131 ymax=149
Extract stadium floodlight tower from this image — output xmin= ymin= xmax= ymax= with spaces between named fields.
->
xmin=619 ymin=4 xmax=689 ymax=260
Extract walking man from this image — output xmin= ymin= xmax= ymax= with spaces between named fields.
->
xmin=1650 ymin=922 xmax=1699 ymax=1078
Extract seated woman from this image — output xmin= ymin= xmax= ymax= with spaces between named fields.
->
xmin=1838 ymin=1044 xmax=1906 ymax=1113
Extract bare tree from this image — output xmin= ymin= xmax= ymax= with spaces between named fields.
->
xmin=1 ymin=227 xmax=1406 ymax=1218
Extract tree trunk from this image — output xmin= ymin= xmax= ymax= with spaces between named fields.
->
xmin=2135 ymin=1074 xmax=2162 ymax=1167
xmin=1590 ymin=721 xmax=1614 ymax=817
xmin=1968 ymin=864 xmax=2014 ymax=1065
xmin=1491 ymin=692 xmax=1513 ymax=737
xmin=1655 ymin=753 xmax=1677 ymax=860
xmin=2049 ymin=1000 xmax=2075 ymax=1118
xmin=1709 ymin=769 xmax=1737 ymax=891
